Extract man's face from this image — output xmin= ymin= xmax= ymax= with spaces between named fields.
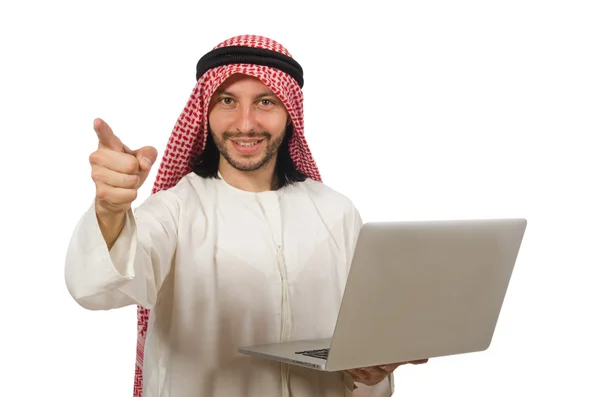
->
xmin=208 ymin=73 xmax=290 ymax=172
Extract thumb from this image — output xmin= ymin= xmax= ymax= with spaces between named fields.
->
xmin=134 ymin=146 xmax=158 ymax=172
xmin=133 ymin=146 xmax=158 ymax=186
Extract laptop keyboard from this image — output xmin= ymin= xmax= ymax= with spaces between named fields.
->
xmin=295 ymin=348 xmax=329 ymax=360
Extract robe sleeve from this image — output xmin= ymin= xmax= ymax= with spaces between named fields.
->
xmin=64 ymin=190 xmax=180 ymax=311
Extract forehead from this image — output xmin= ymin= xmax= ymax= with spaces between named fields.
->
xmin=214 ymin=73 xmax=277 ymax=96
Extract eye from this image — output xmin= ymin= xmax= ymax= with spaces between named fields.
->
xmin=219 ymin=97 xmax=234 ymax=105
xmin=259 ymin=99 xmax=275 ymax=106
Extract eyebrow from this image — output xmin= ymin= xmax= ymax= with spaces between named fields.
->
xmin=215 ymin=90 xmax=278 ymax=100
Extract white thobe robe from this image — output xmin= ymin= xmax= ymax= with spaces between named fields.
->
xmin=65 ymin=173 xmax=394 ymax=397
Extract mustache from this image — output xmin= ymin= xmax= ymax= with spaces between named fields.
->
xmin=222 ymin=131 xmax=270 ymax=139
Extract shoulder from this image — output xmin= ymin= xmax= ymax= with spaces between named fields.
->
xmin=299 ymin=178 xmax=354 ymax=203
xmin=291 ymin=178 xmax=361 ymax=223
xmin=136 ymin=172 xmax=210 ymax=210
xmin=154 ymin=172 xmax=222 ymax=200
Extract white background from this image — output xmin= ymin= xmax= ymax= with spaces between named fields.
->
xmin=1 ymin=0 xmax=598 ymax=396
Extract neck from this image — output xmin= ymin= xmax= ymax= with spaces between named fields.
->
xmin=218 ymin=158 xmax=278 ymax=192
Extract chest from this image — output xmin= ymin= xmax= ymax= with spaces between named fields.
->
xmin=177 ymin=190 xmax=347 ymax=285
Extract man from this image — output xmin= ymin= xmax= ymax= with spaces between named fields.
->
xmin=65 ymin=35 xmax=425 ymax=397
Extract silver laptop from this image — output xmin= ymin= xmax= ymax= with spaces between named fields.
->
xmin=238 ymin=218 xmax=527 ymax=371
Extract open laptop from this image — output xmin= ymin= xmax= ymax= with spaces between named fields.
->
xmin=238 ymin=218 xmax=527 ymax=371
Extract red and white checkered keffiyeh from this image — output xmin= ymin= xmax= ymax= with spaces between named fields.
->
xmin=132 ymin=34 xmax=322 ymax=396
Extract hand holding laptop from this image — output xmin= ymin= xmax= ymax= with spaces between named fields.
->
xmin=345 ymin=359 xmax=429 ymax=386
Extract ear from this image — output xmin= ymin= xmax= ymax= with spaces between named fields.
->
xmin=286 ymin=115 xmax=292 ymax=126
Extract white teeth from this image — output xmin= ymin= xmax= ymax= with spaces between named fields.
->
xmin=235 ymin=141 xmax=260 ymax=147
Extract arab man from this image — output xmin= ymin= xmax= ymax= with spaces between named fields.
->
xmin=65 ymin=34 xmax=425 ymax=397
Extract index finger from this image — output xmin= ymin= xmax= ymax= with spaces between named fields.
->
xmin=94 ymin=118 xmax=124 ymax=152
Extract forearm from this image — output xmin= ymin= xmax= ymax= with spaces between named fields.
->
xmin=65 ymin=192 xmax=179 ymax=310
xmin=65 ymin=203 xmax=141 ymax=309
xmin=96 ymin=208 xmax=127 ymax=251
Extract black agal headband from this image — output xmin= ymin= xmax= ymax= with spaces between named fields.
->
xmin=195 ymin=46 xmax=304 ymax=88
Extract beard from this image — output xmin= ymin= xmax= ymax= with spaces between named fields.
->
xmin=211 ymin=129 xmax=285 ymax=172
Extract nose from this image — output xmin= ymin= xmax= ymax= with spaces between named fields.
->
xmin=234 ymin=103 xmax=259 ymax=133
